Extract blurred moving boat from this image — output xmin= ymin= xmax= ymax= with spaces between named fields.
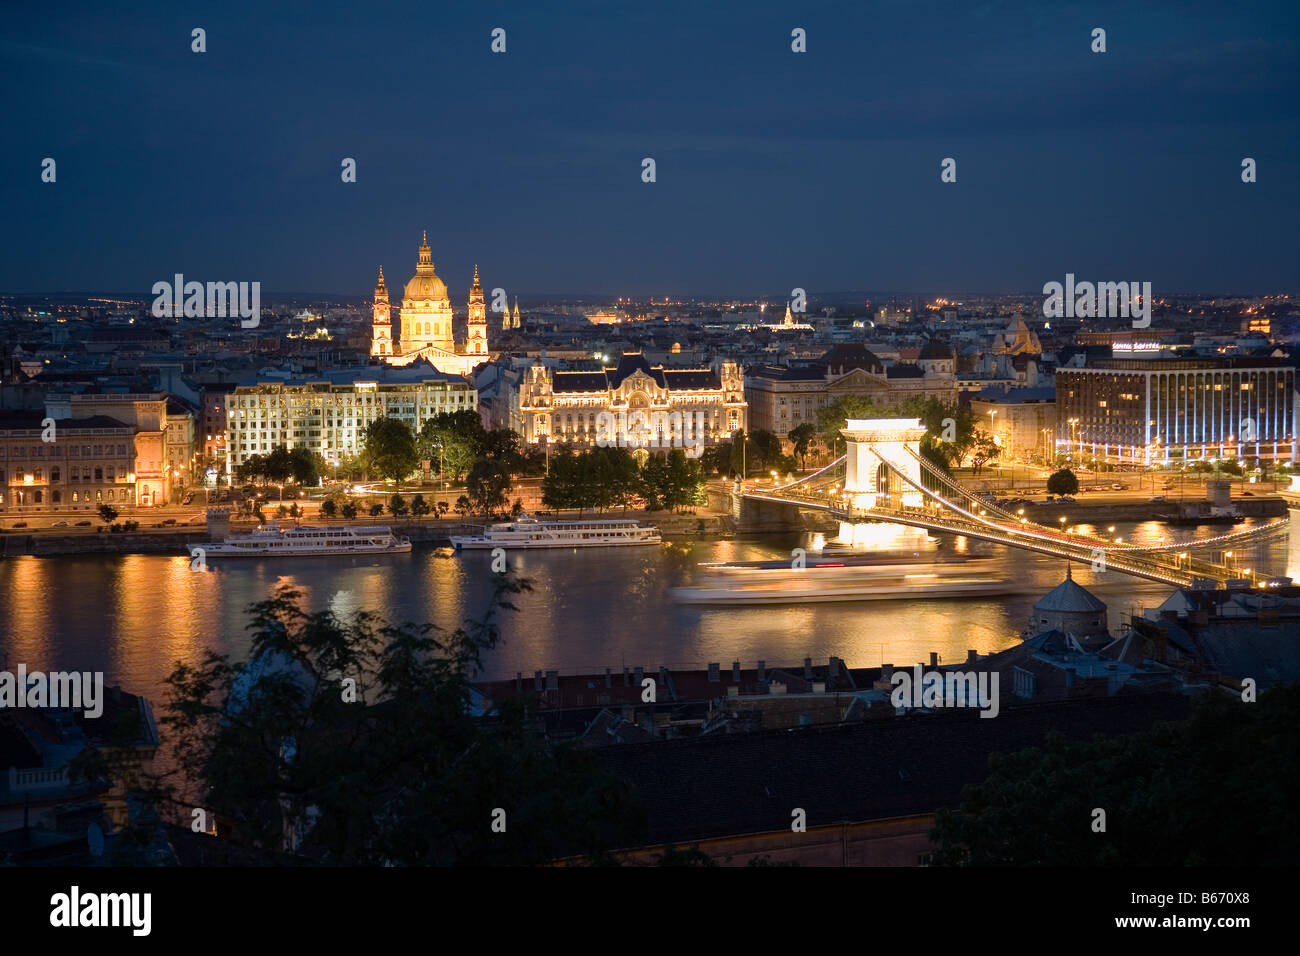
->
xmin=669 ymin=555 xmax=1019 ymax=605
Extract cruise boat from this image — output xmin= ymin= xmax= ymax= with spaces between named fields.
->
xmin=669 ymin=555 xmax=1020 ymax=605
xmin=449 ymin=515 xmax=661 ymax=550
xmin=195 ymin=523 xmax=411 ymax=558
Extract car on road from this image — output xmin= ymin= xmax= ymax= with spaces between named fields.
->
xmin=1111 ymin=483 xmax=1127 ymax=490
xmin=75 ymin=520 xmax=92 ymax=526
xmin=1057 ymin=496 xmax=1075 ymax=504
xmin=1242 ymin=491 xmax=1255 ymax=497
xmin=1150 ymin=495 xmax=1166 ymax=502
xmin=52 ymin=520 xmax=68 ymax=527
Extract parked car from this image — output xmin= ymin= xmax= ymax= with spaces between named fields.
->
xmin=162 ymin=518 xmax=177 ymax=525
xmin=52 ymin=520 xmax=68 ymax=527
xmin=12 ymin=522 xmax=26 ymax=528
xmin=1057 ymin=496 xmax=1075 ymax=504
xmin=1242 ymin=491 xmax=1255 ymax=497
xmin=1111 ymin=483 xmax=1126 ymax=490
xmin=182 ymin=493 xmax=195 ymax=505
xmin=75 ymin=520 xmax=92 ymax=526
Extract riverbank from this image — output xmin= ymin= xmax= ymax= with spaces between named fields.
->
xmin=0 ymin=510 xmax=739 ymax=557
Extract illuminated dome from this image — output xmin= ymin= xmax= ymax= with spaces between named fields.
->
xmin=403 ymin=231 xmax=448 ymax=302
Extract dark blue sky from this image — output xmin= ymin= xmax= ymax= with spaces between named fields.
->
xmin=3 ymin=0 xmax=1297 ymax=297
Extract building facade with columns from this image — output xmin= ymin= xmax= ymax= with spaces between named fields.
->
xmin=517 ymin=352 xmax=746 ymax=453
xmin=1056 ymin=357 xmax=1297 ymax=465
xmin=370 ymin=232 xmax=490 ymax=376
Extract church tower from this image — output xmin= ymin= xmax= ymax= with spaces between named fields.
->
xmin=466 ymin=264 xmax=488 ymax=357
xmin=510 ymin=297 xmax=521 ymax=330
xmin=370 ymin=267 xmax=392 ymax=358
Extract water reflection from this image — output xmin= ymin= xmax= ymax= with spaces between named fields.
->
xmin=0 ymin=513 xmax=1291 ymax=700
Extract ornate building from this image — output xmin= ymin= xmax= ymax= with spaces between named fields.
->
xmin=370 ymin=232 xmax=490 ymax=376
xmin=517 ymin=352 xmax=746 ymax=453
xmin=744 ymin=343 xmax=958 ymax=439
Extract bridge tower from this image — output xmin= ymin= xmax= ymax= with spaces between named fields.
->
xmin=841 ymin=418 xmax=929 ymax=510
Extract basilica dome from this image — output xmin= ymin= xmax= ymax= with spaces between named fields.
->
xmin=403 ymin=231 xmax=448 ymax=302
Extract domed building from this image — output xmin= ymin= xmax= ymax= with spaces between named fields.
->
xmin=370 ymin=232 xmax=490 ymax=375
xmin=1027 ymin=567 xmax=1110 ymax=647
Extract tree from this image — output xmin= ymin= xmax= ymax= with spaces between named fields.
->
xmin=467 ymin=459 xmax=511 ymax=517
xmin=969 ymin=430 xmax=1000 ymax=475
xmin=369 ymin=503 xmax=385 ymax=518
xmin=929 ymin=686 xmax=1300 ymax=866
xmin=454 ymin=495 xmax=471 ymax=518
xmin=341 ymin=501 xmax=358 ymax=520
xmin=137 ymin=576 xmax=646 ymax=864
xmin=435 ymin=500 xmax=449 ymax=520
xmin=1047 ymin=468 xmax=1079 ymax=496
xmin=320 ymin=499 xmax=337 ymax=519
xmin=788 ymin=423 xmax=819 ymax=469
xmin=265 ymin=446 xmax=295 ymax=485
xmin=389 ymin=494 xmax=408 ymax=517
xmin=419 ymin=412 xmax=482 ymax=480
xmin=748 ymin=430 xmax=783 ymax=472
xmin=363 ymin=417 xmax=419 ymax=486
xmin=98 ymin=504 xmax=119 ymax=525
xmin=410 ymin=494 xmax=430 ymax=519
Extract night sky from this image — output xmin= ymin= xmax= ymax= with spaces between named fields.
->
xmin=3 ymin=0 xmax=1298 ymax=297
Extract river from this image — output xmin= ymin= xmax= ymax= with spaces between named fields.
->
xmin=1 ymin=514 xmax=1296 ymax=703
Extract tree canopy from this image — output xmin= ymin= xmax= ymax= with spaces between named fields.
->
xmin=139 ymin=577 xmax=645 ymax=864
xmin=929 ymin=687 xmax=1300 ymax=866
xmin=363 ymin=417 xmax=419 ymax=485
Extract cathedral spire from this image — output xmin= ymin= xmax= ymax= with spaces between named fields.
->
xmin=376 ymin=266 xmax=387 ymax=296
xmin=417 ymin=231 xmax=432 ymax=268
xmin=471 ymin=263 xmax=482 ymax=294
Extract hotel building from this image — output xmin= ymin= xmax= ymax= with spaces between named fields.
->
xmin=517 ymin=352 xmax=745 ymax=451
xmin=1055 ymin=357 xmax=1297 ymax=465
xmin=226 ymin=366 xmax=477 ymax=473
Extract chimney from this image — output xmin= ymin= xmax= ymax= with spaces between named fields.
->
xmin=929 ymin=652 xmax=938 ymax=668
xmin=803 ymin=657 xmax=812 ymax=680
xmin=708 ymin=662 xmax=720 ymax=682
xmin=533 ymin=670 xmax=543 ymax=691
xmin=604 ymin=667 xmax=612 ymax=689
xmin=732 ymin=661 xmax=741 ymax=682
xmin=757 ymin=660 xmax=766 ymax=684
xmin=966 ymin=649 xmax=978 ymax=664
xmin=545 ymin=670 xmax=558 ymax=691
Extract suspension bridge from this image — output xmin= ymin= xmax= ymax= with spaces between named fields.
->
xmin=742 ymin=418 xmax=1290 ymax=588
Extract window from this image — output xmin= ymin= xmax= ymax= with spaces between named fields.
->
xmin=52 ymin=490 xmax=61 ymax=503
xmin=34 ymin=467 xmax=42 ymax=481
xmin=51 ymin=467 xmax=59 ymax=481
xmin=34 ymin=490 xmax=42 ymax=504
xmin=72 ymin=491 xmax=79 ymax=502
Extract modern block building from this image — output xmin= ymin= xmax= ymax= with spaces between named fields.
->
xmin=225 ymin=365 xmax=478 ymax=474
xmin=1055 ymin=356 xmax=1297 ymax=465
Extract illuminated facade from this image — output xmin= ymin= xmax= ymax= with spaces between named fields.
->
xmin=518 ymin=352 xmax=746 ymax=451
xmin=0 ymin=412 xmax=148 ymax=515
xmin=227 ymin=367 xmax=477 ymax=472
xmin=1056 ymin=357 xmax=1298 ymax=464
xmin=371 ymin=232 xmax=490 ymax=375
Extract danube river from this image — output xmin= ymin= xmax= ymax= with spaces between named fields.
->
xmin=1 ymin=514 xmax=1296 ymax=702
